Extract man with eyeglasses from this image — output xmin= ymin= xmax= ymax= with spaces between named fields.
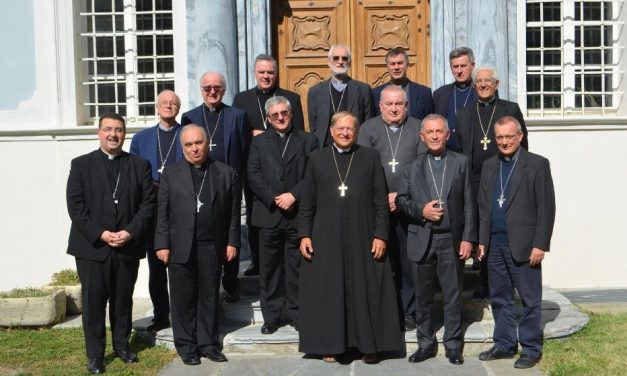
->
xmin=396 ymin=114 xmax=476 ymax=366
xmin=433 ymin=47 xmax=478 ymax=150
xmin=357 ymin=85 xmax=426 ymax=332
xmin=477 ymin=116 xmax=555 ymax=369
xmin=129 ymin=89 xmax=183 ymax=333
xmin=372 ymin=48 xmax=434 ymax=121
xmin=233 ymin=54 xmax=305 ymax=277
xmin=67 ymin=113 xmax=156 ymax=374
xmin=182 ymin=71 xmax=252 ymax=302
xmin=247 ymin=96 xmax=318 ymax=335
xmin=307 ymin=44 xmax=374 ymax=147
xmin=455 ymin=66 xmax=527 ymax=299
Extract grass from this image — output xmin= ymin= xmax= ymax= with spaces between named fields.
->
xmin=0 ymin=288 xmax=49 ymax=298
xmin=0 ymin=328 xmax=176 ymax=375
xmin=50 ymin=269 xmax=80 ymax=286
xmin=542 ymin=311 xmax=627 ymax=376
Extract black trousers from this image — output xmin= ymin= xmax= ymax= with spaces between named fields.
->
xmin=412 ymin=234 xmax=464 ymax=350
xmin=76 ymin=252 xmax=139 ymax=359
xmin=169 ymin=240 xmax=221 ymax=356
xmin=388 ymin=214 xmax=415 ymax=322
xmin=146 ymin=201 xmax=170 ymax=321
xmin=258 ymin=226 xmax=301 ymax=324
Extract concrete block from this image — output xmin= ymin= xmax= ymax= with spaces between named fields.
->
xmin=0 ymin=289 xmax=66 ymax=327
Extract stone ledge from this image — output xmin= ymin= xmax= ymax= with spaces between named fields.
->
xmin=0 ymin=289 xmax=66 ymax=327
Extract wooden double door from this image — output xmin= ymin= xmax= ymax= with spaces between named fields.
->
xmin=272 ymin=0 xmax=431 ymax=130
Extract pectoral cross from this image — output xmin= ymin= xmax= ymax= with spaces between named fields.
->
xmin=480 ymin=136 xmax=491 ymax=151
xmin=388 ymin=158 xmax=399 ymax=173
xmin=158 ymin=166 xmax=165 ymax=174
xmin=209 ymin=139 xmax=217 ymax=151
xmin=497 ymin=193 xmax=506 ymax=208
xmin=437 ymin=199 xmax=444 ymax=208
xmin=196 ymin=198 xmax=204 ymax=213
xmin=338 ymin=183 xmax=348 ymax=197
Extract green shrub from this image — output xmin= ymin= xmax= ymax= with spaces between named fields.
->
xmin=50 ymin=269 xmax=80 ymax=286
xmin=0 ymin=287 xmax=50 ymax=298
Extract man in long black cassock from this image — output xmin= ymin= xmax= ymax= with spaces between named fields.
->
xmin=357 ymin=85 xmax=426 ymax=332
xmin=455 ymin=66 xmax=528 ymax=299
xmin=298 ymin=111 xmax=403 ymax=364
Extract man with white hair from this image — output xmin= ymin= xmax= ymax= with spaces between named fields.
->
xmin=307 ymin=44 xmax=374 ymax=147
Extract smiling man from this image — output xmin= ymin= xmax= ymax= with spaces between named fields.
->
xmin=67 ymin=113 xmax=156 ymax=374
xmin=373 ymin=48 xmax=434 ymax=121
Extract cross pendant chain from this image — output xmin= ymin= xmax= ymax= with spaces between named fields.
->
xmin=388 ymin=158 xmax=399 ymax=173
xmin=338 ymin=183 xmax=348 ymax=197
xmin=480 ymin=136 xmax=491 ymax=151
xmin=196 ymin=198 xmax=203 ymax=213
xmin=497 ymin=194 xmax=506 ymax=208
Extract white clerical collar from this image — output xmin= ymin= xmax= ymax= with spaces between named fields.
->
xmin=501 ymin=148 xmax=521 ymax=162
xmin=478 ymin=96 xmax=496 ymax=106
xmin=333 ymin=144 xmax=352 ymax=153
xmin=455 ymin=81 xmax=472 ymax=89
xmin=101 ymin=148 xmax=121 ymax=160
xmin=429 ymin=150 xmax=447 ymax=160
xmin=158 ymin=123 xmax=176 ymax=132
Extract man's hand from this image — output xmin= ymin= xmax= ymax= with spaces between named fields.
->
xmin=252 ymin=129 xmax=264 ymax=137
xmin=100 ymin=231 xmax=115 ymax=245
xmin=226 ymin=246 xmax=238 ymax=262
xmin=371 ymin=238 xmax=387 ymax=260
xmin=109 ymin=230 xmax=132 ymax=247
xmin=477 ymin=244 xmax=486 ymax=261
xmin=388 ymin=192 xmax=398 ymax=213
xmin=529 ymin=247 xmax=545 ymax=267
xmin=422 ymin=200 xmax=444 ymax=222
xmin=459 ymin=240 xmax=473 ymax=260
xmin=156 ymin=249 xmax=170 ymax=265
xmin=275 ymin=193 xmax=296 ymax=211
xmin=300 ymin=237 xmax=314 ymax=260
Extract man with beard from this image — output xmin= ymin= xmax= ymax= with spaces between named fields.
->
xmin=307 ymin=44 xmax=374 ymax=147
xmin=357 ymin=85 xmax=426 ymax=332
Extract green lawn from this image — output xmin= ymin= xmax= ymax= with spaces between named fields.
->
xmin=0 ymin=327 xmax=176 ymax=375
xmin=542 ymin=311 xmax=627 ymax=376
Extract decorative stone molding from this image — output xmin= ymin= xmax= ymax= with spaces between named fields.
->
xmin=0 ymin=290 xmax=66 ymax=327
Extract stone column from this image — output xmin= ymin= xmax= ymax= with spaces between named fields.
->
xmin=237 ymin=0 xmax=272 ymax=91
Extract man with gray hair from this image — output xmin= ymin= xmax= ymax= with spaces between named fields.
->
xmin=307 ymin=44 xmax=374 ymax=147
xmin=455 ymin=66 xmax=527 ymax=299
xmin=433 ymin=47 xmax=478 ymax=150
xmin=182 ymin=71 xmax=251 ymax=302
xmin=247 ymin=96 xmax=318 ymax=334
xmin=396 ymin=114 xmax=476 ymax=365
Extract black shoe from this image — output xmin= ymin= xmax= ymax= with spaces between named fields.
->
xmin=514 ymin=353 xmax=542 ymax=369
xmin=87 ymin=358 xmax=105 ymax=374
xmin=261 ymin=322 xmax=279 ymax=334
xmin=408 ymin=348 xmax=436 ymax=363
xmin=404 ymin=315 xmax=417 ymax=331
xmin=472 ymin=288 xmax=490 ymax=299
xmin=201 ymin=348 xmax=228 ymax=362
xmin=479 ymin=346 xmax=517 ymax=361
xmin=115 ymin=350 xmax=138 ymax=363
xmin=180 ymin=353 xmax=200 ymax=365
xmin=243 ymin=263 xmax=259 ymax=276
xmin=445 ymin=349 xmax=464 ymax=365
xmin=224 ymin=290 xmax=240 ymax=303
xmin=146 ymin=318 xmax=170 ymax=332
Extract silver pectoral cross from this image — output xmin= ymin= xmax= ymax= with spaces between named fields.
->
xmin=209 ymin=139 xmax=217 ymax=151
xmin=338 ymin=183 xmax=348 ymax=197
xmin=437 ymin=199 xmax=444 ymax=208
xmin=158 ymin=166 xmax=165 ymax=174
xmin=480 ymin=136 xmax=491 ymax=151
xmin=497 ymin=193 xmax=506 ymax=208
xmin=196 ymin=198 xmax=204 ymax=213
xmin=388 ymin=158 xmax=399 ymax=173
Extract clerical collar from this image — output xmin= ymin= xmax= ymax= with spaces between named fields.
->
xmin=500 ymin=148 xmax=520 ymax=162
xmin=455 ymin=80 xmax=472 ymax=89
xmin=428 ymin=149 xmax=447 ymax=160
xmin=204 ymin=103 xmax=222 ymax=112
xmin=189 ymin=160 xmax=208 ymax=169
xmin=478 ymin=96 xmax=496 ymax=107
xmin=256 ymin=86 xmax=276 ymax=95
xmin=333 ymin=144 xmax=353 ymax=154
xmin=391 ymin=78 xmax=409 ymax=88
xmin=100 ymin=148 xmax=121 ymax=160
xmin=385 ymin=117 xmax=406 ymax=131
xmin=274 ymin=126 xmax=292 ymax=138
xmin=158 ymin=123 xmax=176 ymax=132
xmin=331 ymin=76 xmax=349 ymax=85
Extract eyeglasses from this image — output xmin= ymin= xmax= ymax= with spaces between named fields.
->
xmin=331 ymin=56 xmax=349 ymax=62
xmin=158 ymin=101 xmax=179 ymax=107
xmin=201 ymin=85 xmax=224 ymax=93
xmin=268 ymin=110 xmax=290 ymax=120
xmin=495 ymin=134 xmax=519 ymax=142
xmin=475 ymin=79 xmax=496 ymax=85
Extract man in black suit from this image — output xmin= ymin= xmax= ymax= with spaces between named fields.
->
xmin=396 ymin=114 xmax=476 ymax=365
xmin=456 ymin=66 xmax=528 ymax=299
xmin=307 ymin=44 xmax=374 ymax=147
xmin=232 ymin=54 xmax=305 ymax=277
xmin=433 ymin=47 xmax=477 ymax=150
xmin=247 ymin=96 xmax=318 ymax=334
xmin=154 ymin=124 xmax=240 ymax=365
xmin=66 ymin=113 xmax=156 ymax=374
xmin=477 ymin=116 xmax=555 ymax=369
xmin=372 ymin=48 xmax=434 ymax=121
xmin=182 ymin=71 xmax=251 ymax=302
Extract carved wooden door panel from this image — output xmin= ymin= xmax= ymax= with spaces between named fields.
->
xmin=273 ymin=0 xmax=430 ymax=131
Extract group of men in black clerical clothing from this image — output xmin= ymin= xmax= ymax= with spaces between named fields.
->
xmin=66 ymin=43 xmax=554 ymax=373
